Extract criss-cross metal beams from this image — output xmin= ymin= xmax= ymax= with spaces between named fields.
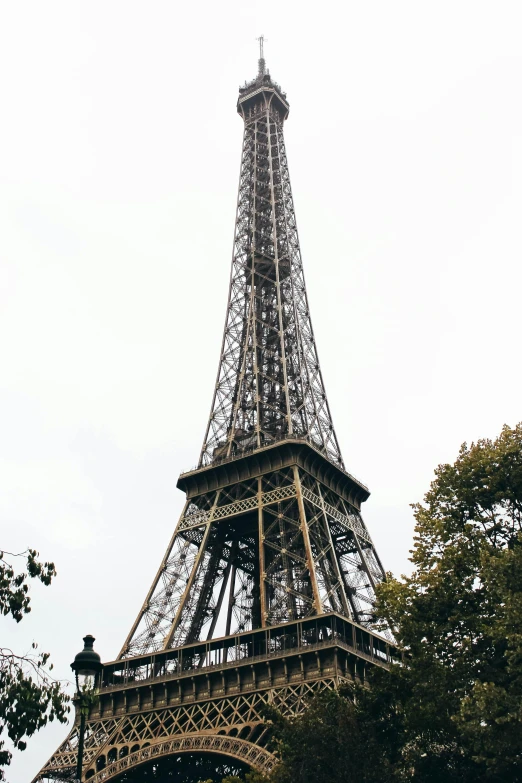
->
xmin=35 ymin=612 xmax=397 ymax=782
xmin=119 ymin=465 xmax=385 ymax=659
xmin=35 ymin=677 xmax=344 ymax=782
xmin=200 ymin=76 xmax=342 ymax=469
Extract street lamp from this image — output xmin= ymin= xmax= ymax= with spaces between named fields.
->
xmin=71 ymin=635 xmax=102 ymax=782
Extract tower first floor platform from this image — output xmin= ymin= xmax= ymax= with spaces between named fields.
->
xmin=34 ymin=614 xmax=398 ymax=782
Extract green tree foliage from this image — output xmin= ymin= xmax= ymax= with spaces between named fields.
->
xmin=246 ymin=424 xmax=522 ymax=783
xmin=375 ymin=422 xmax=522 ymax=780
xmin=457 ymin=539 xmax=522 ymax=772
xmin=0 ymin=549 xmax=70 ymax=780
xmin=267 ymin=689 xmax=396 ymax=783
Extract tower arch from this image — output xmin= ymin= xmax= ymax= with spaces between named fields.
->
xmin=86 ymin=735 xmax=275 ymax=783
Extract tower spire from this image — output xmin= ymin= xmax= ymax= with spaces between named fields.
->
xmin=256 ymin=34 xmax=266 ymax=76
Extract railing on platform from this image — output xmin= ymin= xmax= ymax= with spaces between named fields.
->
xmin=100 ymin=613 xmax=399 ymax=692
xmin=179 ymin=433 xmax=367 ymax=492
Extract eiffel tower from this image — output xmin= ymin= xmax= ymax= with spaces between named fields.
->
xmin=34 ymin=43 xmax=394 ymax=783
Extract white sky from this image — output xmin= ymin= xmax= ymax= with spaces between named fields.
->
xmin=1 ymin=2 xmax=521 ymax=780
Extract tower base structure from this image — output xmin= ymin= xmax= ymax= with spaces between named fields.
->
xmin=34 ymin=614 xmax=397 ymax=782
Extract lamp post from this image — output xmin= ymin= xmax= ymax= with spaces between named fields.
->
xmin=71 ymin=635 xmax=102 ymax=782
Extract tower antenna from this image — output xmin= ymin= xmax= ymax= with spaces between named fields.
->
xmin=256 ymin=34 xmax=267 ymax=76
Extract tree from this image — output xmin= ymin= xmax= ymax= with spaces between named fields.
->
xmin=373 ymin=422 xmax=522 ymax=780
xmin=0 ymin=549 xmax=70 ymax=780
xmin=456 ymin=538 xmax=522 ymax=774
xmin=267 ymin=689 xmax=395 ymax=783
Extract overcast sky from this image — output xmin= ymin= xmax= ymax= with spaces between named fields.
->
xmin=2 ymin=2 xmax=522 ymax=780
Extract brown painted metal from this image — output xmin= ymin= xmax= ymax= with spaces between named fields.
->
xmin=34 ymin=56 xmax=389 ymax=783
xmin=200 ymin=64 xmax=342 ymax=470
xmin=34 ymin=615 xmax=398 ymax=782
xmin=293 ymin=465 xmax=322 ymax=614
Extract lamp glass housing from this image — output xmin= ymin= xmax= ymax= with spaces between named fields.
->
xmin=76 ymin=671 xmax=97 ymax=694
xmin=71 ymin=634 xmax=102 ymax=696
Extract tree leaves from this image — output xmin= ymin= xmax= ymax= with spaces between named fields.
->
xmin=0 ymin=549 xmax=69 ymax=780
xmin=372 ymin=422 xmax=522 ymax=780
xmin=0 ymin=549 xmax=57 ymax=623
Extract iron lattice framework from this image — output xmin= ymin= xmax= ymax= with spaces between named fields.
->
xmin=200 ymin=67 xmax=342 ymax=470
xmin=119 ymin=459 xmax=384 ymax=659
xmin=34 ymin=53 xmax=389 ymax=783
xmin=36 ymin=615 xmax=398 ymax=782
